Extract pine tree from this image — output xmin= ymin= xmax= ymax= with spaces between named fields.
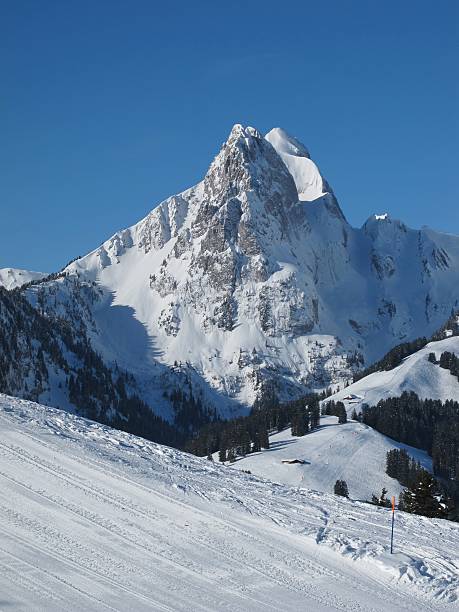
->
xmin=260 ymin=426 xmax=270 ymax=449
xmin=334 ymin=479 xmax=349 ymax=498
xmin=252 ymin=431 xmax=261 ymax=453
xmin=291 ymin=408 xmax=308 ymax=436
xmin=218 ymin=435 xmax=228 ymax=463
xmin=337 ymin=402 xmax=347 ymax=424
xmin=240 ymin=429 xmax=251 ymax=456
xmin=309 ymin=399 xmax=321 ymax=430
xmin=400 ymin=471 xmax=448 ymax=518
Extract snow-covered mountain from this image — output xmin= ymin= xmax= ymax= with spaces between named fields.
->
xmin=0 ymin=267 xmax=46 ymax=290
xmin=1 ymin=393 xmax=457 ymax=610
xmin=18 ymin=125 xmax=459 ymax=418
xmin=327 ymin=335 xmax=459 ymax=415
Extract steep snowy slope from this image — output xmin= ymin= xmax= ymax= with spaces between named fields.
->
xmin=20 ymin=124 xmax=459 ymax=418
xmin=0 ymin=267 xmax=46 ymax=289
xmin=328 ymin=336 xmax=459 ymax=414
xmin=0 ymin=286 xmax=186 ymax=445
xmin=0 ymin=393 xmax=458 ymax=610
xmin=265 ymin=128 xmax=329 ymax=202
xmin=228 ymin=416 xmax=432 ymax=501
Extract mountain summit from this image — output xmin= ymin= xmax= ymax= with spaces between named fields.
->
xmin=15 ymin=124 xmax=459 ymax=418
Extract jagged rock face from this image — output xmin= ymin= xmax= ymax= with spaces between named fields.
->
xmin=187 ymin=126 xmax=303 ymax=330
xmin=20 ymin=124 xmax=459 ymax=417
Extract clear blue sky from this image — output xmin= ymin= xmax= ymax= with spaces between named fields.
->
xmin=1 ymin=0 xmax=458 ymax=272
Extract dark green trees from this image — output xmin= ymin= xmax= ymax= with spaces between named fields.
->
xmin=187 ymin=392 xmax=321 ymax=460
xmin=386 ymin=448 xmax=424 ymax=487
xmin=438 ymin=351 xmax=459 ymax=379
xmin=363 ymin=392 xmax=459 ymax=482
xmin=371 ymin=487 xmax=391 ymax=507
xmin=291 ymin=407 xmax=309 ymax=436
xmin=334 ymin=479 xmax=349 ymax=498
xmin=400 ymin=471 xmax=449 ymax=519
xmin=322 ymin=400 xmax=347 ymax=424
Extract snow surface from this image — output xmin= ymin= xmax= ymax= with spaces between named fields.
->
xmin=265 ymin=128 xmax=326 ymax=201
xmin=228 ymin=416 xmax=432 ymax=502
xmin=0 ymin=268 xmax=46 ymax=290
xmin=328 ymin=337 xmax=459 ymax=414
xmin=21 ymin=124 xmax=459 ymax=418
xmin=0 ymin=396 xmax=458 ymax=611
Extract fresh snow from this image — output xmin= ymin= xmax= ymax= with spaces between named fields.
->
xmin=329 ymin=336 xmax=459 ymax=414
xmin=227 ymin=416 xmax=432 ymax=502
xmin=21 ymin=124 xmax=459 ymax=418
xmin=265 ymin=128 xmax=326 ymax=201
xmin=0 ymin=268 xmax=46 ymax=290
xmin=0 ymin=394 xmax=458 ymax=611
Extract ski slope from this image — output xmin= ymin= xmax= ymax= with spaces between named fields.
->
xmin=0 ymin=394 xmax=458 ymax=611
xmin=329 ymin=336 xmax=459 ymax=414
xmin=230 ymin=416 xmax=432 ymax=501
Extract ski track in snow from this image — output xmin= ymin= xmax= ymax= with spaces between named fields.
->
xmin=0 ymin=394 xmax=458 ymax=611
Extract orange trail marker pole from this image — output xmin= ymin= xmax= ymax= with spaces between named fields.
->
xmin=390 ymin=496 xmax=395 ymax=554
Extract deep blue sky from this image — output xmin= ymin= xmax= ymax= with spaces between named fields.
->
xmin=1 ymin=0 xmax=458 ymax=272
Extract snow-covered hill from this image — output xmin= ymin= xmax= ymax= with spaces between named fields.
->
xmin=0 ymin=267 xmax=46 ymax=290
xmin=328 ymin=336 xmax=459 ymax=414
xmin=0 ymin=393 xmax=458 ymax=610
xmin=227 ymin=416 xmax=432 ymax=502
xmin=20 ymin=124 xmax=459 ymax=418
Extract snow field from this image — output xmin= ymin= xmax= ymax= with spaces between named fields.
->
xmin=329 ymin=337 xmax=459 ymax=414
xmin=0 ymin=268 xmax=46 ymax=290
xmin=0 ymin=394 xmax=458 ymax=611
xmin=228 ymin=415 xmax=432 ymax=502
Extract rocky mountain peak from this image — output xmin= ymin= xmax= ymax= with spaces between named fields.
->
xmin=15 ymin=123 xmax=459 ymax=422
xmin=192 ymin=124 xmax=300 ymax=248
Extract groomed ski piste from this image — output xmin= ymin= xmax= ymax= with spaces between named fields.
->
xmin=0 ymin=394 xmax=458 ymax=611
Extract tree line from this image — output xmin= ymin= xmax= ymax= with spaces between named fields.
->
xmin=428 ymin=350 xmax=459 ymax=380
xmin=321 ymin=400 xmax=347 ymax=423
xmin=385 ymin=448 xmax=454 ymax=519
xmin=361 ymin=391 xmax=459 ymax=482
xmin=186 ymin=393 xmax=321 ymax=461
